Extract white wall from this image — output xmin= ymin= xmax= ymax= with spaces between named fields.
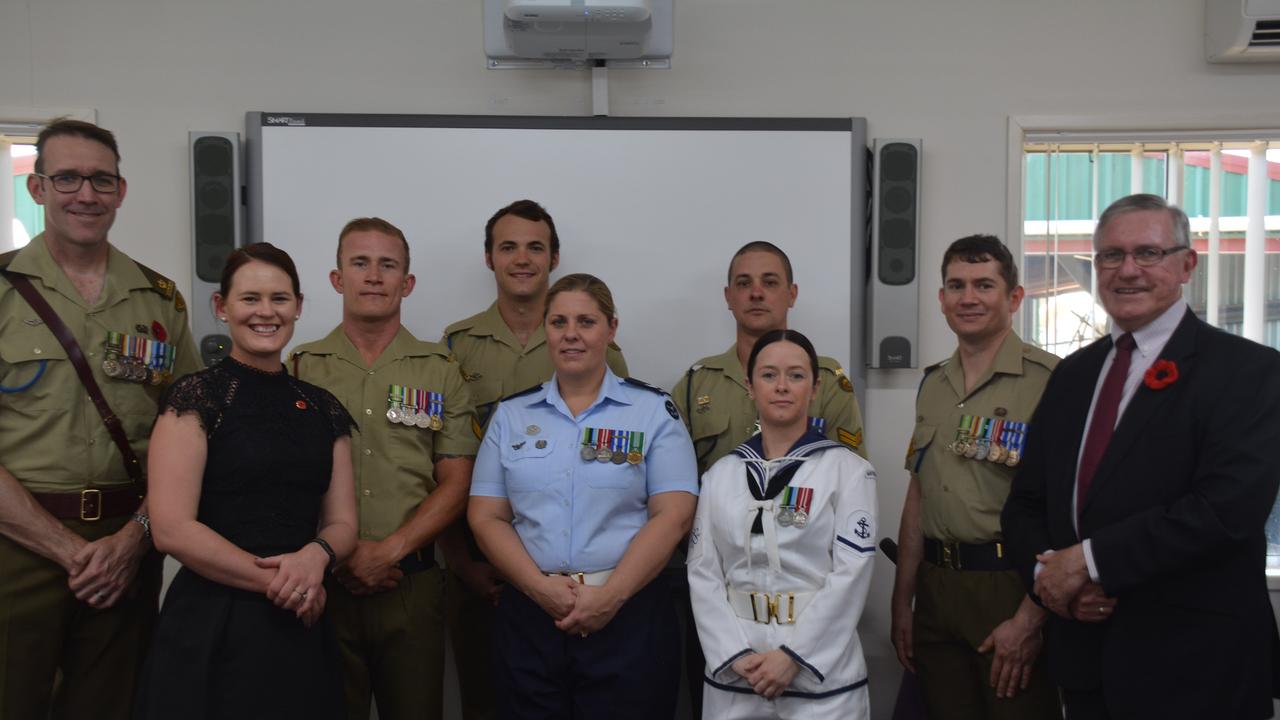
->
xmin=4 ymin=1 xmax=1279 ymax=717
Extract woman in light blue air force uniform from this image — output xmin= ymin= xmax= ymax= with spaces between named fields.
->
xmin=469 ymin=273 xmax=698 ymax=720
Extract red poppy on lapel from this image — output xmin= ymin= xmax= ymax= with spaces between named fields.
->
xmin=1143 ymin=359 xmax=1179 ymax=390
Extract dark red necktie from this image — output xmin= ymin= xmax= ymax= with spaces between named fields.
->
xmin=1077 ymin=333 xmax=1136 ymax=515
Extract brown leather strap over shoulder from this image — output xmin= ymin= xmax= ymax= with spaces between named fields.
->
xmin=1 ymin=269 xmax=144 ymax=483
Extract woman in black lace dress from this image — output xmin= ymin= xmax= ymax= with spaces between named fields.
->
xmin=134 ymin=243 xmax=357 ymax=719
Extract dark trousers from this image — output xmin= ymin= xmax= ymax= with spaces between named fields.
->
xmin=1063 ymin=689 xmax=1111 ymax=720
xmin=493 ymin=576 xmax=679 ymax=720
xmin=0 ymin=515 xmax=160 ymax=720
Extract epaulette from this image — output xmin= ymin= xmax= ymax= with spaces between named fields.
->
xmin=1020 ymin=343 xmax=1060 ymax=371
xmin=135 ymin=261 xmax=187 ymax=312
xmin=0 ymin=250 xmax=17 ymax=271
xmin=622 ymin=377 xmax=668 ymax=396
xmin=501 ymin=384 xmax=543 ymax=402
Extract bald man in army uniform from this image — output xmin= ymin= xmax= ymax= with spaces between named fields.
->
xmin=440 ymin=199 xmax=627 ymax=719
xmin=892 ymin=235 xmax=1060 ymax=720
xmin=0 ymin=119 xmax=199 ymax=720
xmin=672 ymin=240 xmax=865 ymax=472
xmin=292 ymin=217 xmax=479 ymax=720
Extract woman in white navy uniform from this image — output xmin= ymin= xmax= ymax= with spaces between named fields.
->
xmin=688 ymin=329 xmax=877 ymax=719
xmin=469 ymin=273 xmax=698 ymax=720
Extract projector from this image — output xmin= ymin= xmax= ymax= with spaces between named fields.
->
xmin=504 ymin=0 xmax=651 ymax=23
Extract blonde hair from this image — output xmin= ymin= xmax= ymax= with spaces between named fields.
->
xmin=544 ymin=273 xmax=617 ymax=324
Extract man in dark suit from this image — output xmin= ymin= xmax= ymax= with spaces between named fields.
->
xmin=1002 ymin=193 xmax=1280 ymax=720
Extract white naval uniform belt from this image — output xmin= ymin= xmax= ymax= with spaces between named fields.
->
xmin=547 ymin=569 xmax=614 ymax=586
xmin=728 ymin=587 xmax=815 ymax=625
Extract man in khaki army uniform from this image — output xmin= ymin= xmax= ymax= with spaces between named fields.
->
xmin=672 ymin=240 xmax=865 ymax=474
xmin=440 ymin=199 xmax=627 ymax=720
xmin=891 ymin=235 xmax=1060 ymax=720
xmin=292 ymin=217 xmax=479 ymax=720
xmin=0 ymin=119 xmax=199 ymax=720
xmin=670 ymin=240 xmax=864 ymax=717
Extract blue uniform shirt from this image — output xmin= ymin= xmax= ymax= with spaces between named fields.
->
xmin=471 ymin=368 xmax=698 ymax=574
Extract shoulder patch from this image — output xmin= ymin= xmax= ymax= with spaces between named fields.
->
xmin=173 ymin=289 xmax=187 ymax=313
xmin=837 ymin=427 xmax=862 ymax=449
xmin=665 ymin=399 xmax=681 ymax=421
xmin=501 ymin=384 xmax=543 ymax=402
xmin=621 ymin=377 xmax=668 ymax=396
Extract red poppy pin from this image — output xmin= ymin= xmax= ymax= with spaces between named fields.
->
xmin=151 ymin=321 xmax=167 ymax=342
xmin=1143 ymin=359 xmax=1178 ymax=390
xmin=295 ymin=400 xmax=308 ymax=410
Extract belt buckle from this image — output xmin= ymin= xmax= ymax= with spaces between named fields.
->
xmin=749 ymin=591 xmax=796 ymax=625
xmin=80 ymin=488 xmax=102 ymax=522
xmin=941 ymin=541 xmax=961 ymax=570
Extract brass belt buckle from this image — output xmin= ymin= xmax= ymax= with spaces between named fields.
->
xmin=749 ymin=591 xmax=796 ymax=624
xmin=80 ymin=488 xmax=102 ymax=522
xmin=941 ymin=541 xmax=960 ymax=570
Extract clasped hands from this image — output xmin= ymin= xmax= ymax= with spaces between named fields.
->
xmin=1034 ymin=543 xmax=1118 ymax=622
xmin=730 ymin=650 xmax=800 ymax=700
xmin=255 ymin=541 xmax=331 ymax=627
xmin=533 ymin=574 xmax=624 ymax=638
xmin=66 ymin=520 xmax=149 ymax=609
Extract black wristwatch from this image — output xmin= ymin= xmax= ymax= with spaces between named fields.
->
xmin=130 ymin=512 xmax=151 ymax=542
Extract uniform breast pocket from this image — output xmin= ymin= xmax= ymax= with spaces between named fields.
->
xmin=690 ymin=411 xmax=729 ymax=463
xmin=504 ymin=437 xmax=557 ymax=493
xmin=586 ymin=461 xmax=644 ymax=490
xmin=0 ymin=330 xmax=68 ymax=408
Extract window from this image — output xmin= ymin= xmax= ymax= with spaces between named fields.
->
xmin=7 ymin=141 xmax=41 ymax=248
xmin=1019 ymin=132 xmax=1280 ymax=572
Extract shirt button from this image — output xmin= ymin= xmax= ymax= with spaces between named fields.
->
xmin=88 ymin=351 xmax=95 ymax=357
xmin=88 ymin=439 xmax=95 ymax=445
xmin=363 ymin=449 xmax=372 ymax=456
xmin=368 ymin=371 xmax=375 ymax=375
xmin=33 ymin=348 xmax=41 ymax=354
xmin=957 ymin=402 xmax=964 ymax=408
xmin=560 ymin=561 xmax=568 ymax=568
xmin=364 ymin=409 xmax=372 ymax=415
xmin=562 ymin=531 xmax=568 ymax=537
xmin=362 ymin=489 xmax=371 ymax=496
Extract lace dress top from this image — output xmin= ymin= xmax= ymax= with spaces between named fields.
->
xmin=158 ymin=357 xmax=355 ymax=557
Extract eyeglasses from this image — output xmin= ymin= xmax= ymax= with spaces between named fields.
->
xmin=34 ymin=173 xmax=122 ymax=194
xmin=1094 ymin=245 xmax=1189 ymax=269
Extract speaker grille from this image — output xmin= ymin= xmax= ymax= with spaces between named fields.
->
xmin=193 ymin=137 xmax=236 ymax=283
xmin=877 ymin=143 xmax=918 ymax=286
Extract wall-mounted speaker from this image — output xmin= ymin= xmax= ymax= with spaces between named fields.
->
xmin=866 ymin=138 xmax=921 ymax=369
xmin=189 ymin=132 xmax=242 ymax=366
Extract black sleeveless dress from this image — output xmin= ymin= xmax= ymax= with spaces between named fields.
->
xmin=134 ymin=357 xmax=354 ymax=720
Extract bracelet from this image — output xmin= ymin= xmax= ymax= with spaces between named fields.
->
xmin=309 ymin=537 xmax=337 ymax=571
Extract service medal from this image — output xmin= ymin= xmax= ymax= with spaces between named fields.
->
xmin=776 ymin=508 xmax=795 ymax=527
xmin=974 ymin=441 xmax=989 ymax=461
xmin=401 ymin=412 xmax=417 ymax=427
xmin=987 ymin=444 xmax=1005 ymax=463
xmin=626 ymin=451 xmax=642 ymax=464
xmin=792 ymin=509 xmax=810 ymax=528
xmin=387 ymin=407 xmax=401 ymax=423
xmin=148 ymin=368 xmax=163 ymax=386
xmin=429 ymin=416 xmax=443 ymax=431
xmin=414 ymin=414 xmax=431 ymax=429
xmin=611 ymin=450 xmax=626 ymax=464
xmin=102 ymin=358 xmax=121 ymax=377
xmin=595 ymin=447 xmax=612 ymax=463
xmin=1005 ymin=450 xmax=1020 ymax=467
xmin=580 ymin=445 xmax=597 ymax=461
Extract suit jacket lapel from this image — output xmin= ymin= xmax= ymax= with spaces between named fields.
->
xmin=1080 ymin=308 xmax=1200 ymax=516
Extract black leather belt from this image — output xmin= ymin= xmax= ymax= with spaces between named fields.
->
xmin=32 ymin=485 xmax=143 ymax=521
xmin=923 ymin=538 xmax=1011 ymax=571
xmin=398 ymin=545 xmax=436 ymax=575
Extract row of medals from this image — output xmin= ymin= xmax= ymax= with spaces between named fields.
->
xmin=386 ymin=405 xmax=443 ymax=430
xmin=102 ymin=354 xmax=169 ymax=385
xmin=776 ymin=505 xmax=809 ymax=528
xmin=579 ymin=444 xmax=642 ymax=465
xmin=949 ymin=435 xmax=1021 ymax=466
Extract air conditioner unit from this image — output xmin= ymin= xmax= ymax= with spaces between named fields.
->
xmin=483 ymin=0 xmax=673 ymax=67
xmin=1206 ymin=0 xmax=1280 ymax=63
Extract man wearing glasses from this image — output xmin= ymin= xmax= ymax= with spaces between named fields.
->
xmin=1003 ymin=194 xmax=1280 ymax=719
xmin=0 ymin=119 xmax=199 ymax=719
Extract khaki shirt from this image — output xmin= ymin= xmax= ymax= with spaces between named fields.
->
xmin=0 ymin=234 xmax=200 ymax=492
xmin=292 ymin=325 xmax=480 ymax=542
xmin=442 ymin=301 xmax=628 ymax=425
xmin=905 ymin=331 xmax=1058 ymax=544
xmin=672 ymin=345 xmax=866 ymax=476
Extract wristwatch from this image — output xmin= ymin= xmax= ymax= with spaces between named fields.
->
xmin=130 ymin=512 xmax=151 ymax=541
